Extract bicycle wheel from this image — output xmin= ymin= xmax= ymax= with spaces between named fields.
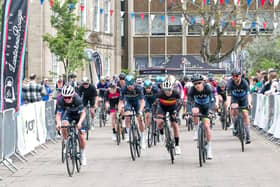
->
xmin=134 ymin=125 xmax=141 ymax=158
xmin=237 ymin=116 xmax=245 ymax=152
xmin=116 ymin=118 xmax=121 ymax=145
xmin=147 ymin=123 xmax=153 ymax=148
xmin=75 ymin=136 xmax=81 ymax=173
xmin=65 ymin=137 xmax=75 ymax=177
xmin=129 ymin=127 xmax=136 ymax=161
xmin=153 ymin=122 xmax=159 ymax=146
xmin=99 ymin=108 xmax=103 ymax=128
xmin=61 ymin=139 xmax=65 ymax=163
xmin=86 ymin=114 xmax=90 ymax=140
xmin=198 ymin=126 xmax=203 ymax=167
xmin=164 ymin=125 xmax=174 ymax=164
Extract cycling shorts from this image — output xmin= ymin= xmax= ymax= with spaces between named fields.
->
xmin=83 ymin=97 xmax=95 ymax=107
xmin=231 ymin=97 xmax=248 ymax=108
xmin=62 ymin=113 xmax=86 ymax=131
xmin=193 ymin=103 xmax=210 ymax=116
xmin=124 ymin=100 xmax=140 ymax=113
xmin=156 ymin=105 xmax=177 ymax=123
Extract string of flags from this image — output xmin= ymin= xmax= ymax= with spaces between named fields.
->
xmin=40 ymin=0 xmax=277 ymax=29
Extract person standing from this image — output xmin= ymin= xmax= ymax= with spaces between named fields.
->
xmin=42 ymin=78 xmax=52 ymax=101
xmin=22 ymin=74 xmax=43 ymax=104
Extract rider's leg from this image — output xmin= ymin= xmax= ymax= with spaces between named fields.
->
xmin=61 ymin=120 xmax=69 ymax=140
xmin=145 ymin=111 xmax=151 ymax=128
xmin=192 ymin=107 xmax=199 ymax=140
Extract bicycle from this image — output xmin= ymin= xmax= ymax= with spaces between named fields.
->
xmin=99 ymin=97 xmax=107 ymax=128
xmin=230 ymin=106 xmax=249 ymax=152
xmin=61 ymin=121 xmax=82 ymax=177
xmin=156 ymin=112 xmax=176 ymax=164
xmin=85 ymin=103 xmax=93 ymax=140
xmin=220 ymin=102 xmax=227 ymax=130
xmin=124 ymin=108 xmax=141 ymax=161
xmin=115 ymin=108 xmax=125 ymax=145
xmin=147 ymin=109 xmax=159 ymax=147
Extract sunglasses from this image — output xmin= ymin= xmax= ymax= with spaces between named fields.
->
xmin=194 ymin=82 xmax=202 ymax=86
xmin=163 ymin=88 xmax=172 ymax=92
xmin=63 ymin=96 xmax=72 ymax=100
xmin=145 ymin=87 xmax=151 ymax=89
xmin=83 ymin=83 xmax=89 ymax=86
xmin=232 ymin=75 xmax=239 ymax=78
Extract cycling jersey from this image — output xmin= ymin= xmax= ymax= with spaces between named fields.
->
xmin=104 ymin=88 xmax=120 ymax=112
xmin=120 ymin=85 xmax=144 ymax=112
xmin=227 ymin=78 xmax=249 ymax=99
xmin=143 ymin=86 xmax=158 ymax=112
xmin=217 ymin=86 xmax=227 ymax=101
xmin=57 ymin=94 xmax=84 ymax=122
xmin=97 ymin=82 xmax=109 ymax=97
xmin=78 ymin=84 xmax=98 ymax=107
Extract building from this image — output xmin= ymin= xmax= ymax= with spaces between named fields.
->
xmin=123 ymin=0 xmax=279 ymax=74
xmin=26 ymin=0 xmax=121 ymax=83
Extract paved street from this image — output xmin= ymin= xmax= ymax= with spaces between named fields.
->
xmin=1 ymin=119 xmax=280 ymax=187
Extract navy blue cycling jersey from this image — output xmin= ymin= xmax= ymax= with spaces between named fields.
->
xmin=120 ymin=85 xmax=144 ymax=102
xmin=227 ymin=78 xmax=249 ymax=99
xmin=188 ymin=84 xmax=214 ymax=105
xmin=56 ymin=94 xmax=84 ymax=119
xmin=97 ymin=82 xmax=109 ymax=97
xmin=143 ymin=86 xmax=158 ymax=104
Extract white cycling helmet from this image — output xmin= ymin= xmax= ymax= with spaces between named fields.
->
xmin=162 ymin=79 xmax=172 ymax=90
xmin=168 ymin=75 xmax=176 ymax=86
xmin=61 ymin=84 xmax=75 ymax=97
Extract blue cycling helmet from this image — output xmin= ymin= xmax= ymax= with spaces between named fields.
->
xmin=125 ymin=75 xmax=135 ymax=86
xmin=159 ymin=76 xmax=166 ymax=83
xmin=155 ymin=76 xmax=160 ymax=83
xmin=143 ymin=79 xmax=152 ymax=88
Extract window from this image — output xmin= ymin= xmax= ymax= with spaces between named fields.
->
xmin=104 ymin=0 xmax=110 ymax=33
xmin=121 ymin=17 xmax=125 ymax=48
xmin=104 ymin=56 xmax=110 ymax=76
xmin=243 ymin=12 xmax=256 ymax=34
xmin=151 ymin=56 xmax=165 ymax=67
xmin=187 ymin=15 xmax=201 ymax=35
xmin=168 ymin=14 xmax=182 ymax=35
xmin=135 ymin=14 xmax=149 ymax=35
xmin=121 ymin=0 xmax=125 ymax=11
xmin=258 ymin=12 xmax=273 ymax=34
xmin=135 ymin=56 xmax=148 ymax=70
xmin=151 ymin=14 xmax=165 ymax=35
xmin=93 ymin=0 xmax=99 ymax=31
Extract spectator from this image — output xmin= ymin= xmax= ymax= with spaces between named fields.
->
xmin=21 ymin=79 xmax=29 ymax=105
xmin=56 ymin=75 xmax=64 ymax=91
xmin=260 ymin=72 xmax=269 ymax=94
xmin=250 ymin=77 xmax=259 ymax=93
xmin=22 ymin=74 xmax=43 ymax=104
xmin=42 ymin=78 xmax=52 ymax=101
xmin=242 ymin=70 xmax=250 ymax=86
xmin=70 ymin=73 xmax=80 ymax=93
xmin=264 ymin=69 xmax=279 ymax=95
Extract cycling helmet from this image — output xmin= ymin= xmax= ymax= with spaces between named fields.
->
xmin=109 ymin=82 xmax=117 ymax=88
xmin=218 ymin=80 xmax=226 ymax=88
xmin=155 ymin=76 xmax=160 ymax=83
xmin=61 ymin=84 xmax=75 ymax=97
xmin=208 ymin=73 xmax=214 ymax=81
xmin=125 ymin=75 xmax=135 ymax=86
xmin=106 ymin=75 xmax=110 ymax=81
xmin=119 ymin=73 xmax=126 ymax=80
xmin=191 ymin=74 xmax=204 ymax=83
xmin=162 ymin=79 xmax=172 ymax=90
xmin=82 ymin=77 xmax=89 ymax=83
xmin=100 ymin=76 xmax=105 ymax=81
xmin=231 ymin=68 xmax=241 ymax=75
xmin=183 ymin=75 xmax=189 ymax=82
xmin=168 ymin=75 xmax=176 ymax=86
xmin=143 ymin=79 xmax=152 ymax=88
xmin=136 ymin=78 xmax=143 ymax=85
xmin=159 ymin=76 xmax=166 ymax=83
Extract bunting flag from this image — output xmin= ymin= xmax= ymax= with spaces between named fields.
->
xmin=40 ymin=0 xmax=44 ymax=5
xmin=214 ymin=0 xmax=218 ymax=4
xmin=233 ymin=0 xmax=238 ymax=5
xmin=252 ymin=21 xmax=256 ymax=28
xmin=247 ymin=0 xmax=252 ymax=6
xmin=130 ymin=12 xmax=135 ymax=18
xmin=0 ymin=0 xmax=29 ymax=112
xmin=221 ymin=20 xmax=226 ymax=28
xmin=170 ymin=15 xmax=175 ymax=23
xmin=274 ymin=0 xmax=279 ymax=7
xmin=225 ymin=0 xmax=229 ymax=4
xmin=203 ymin=0 xmax=206 ymax=4
xmin=80 ymin=5 xmax=84 ymax=12
xmin=170 ymin=0 xmax=172 ymax=3
xmin=160 ymin=15 xmax=165 ymax=21
xmin=274 ymin=22 xmax=278 ymax=29
xmin=110 ymin=9 xmax=113 ymax=16
xmin=201 ymin=18 xmax=204 ymax=26
xmin=100 ymin=8 xmax=103 ymax=14
xmin=50 ymin=0 xmax=53 ymax=7
xmin=232 ymin=20 xmax=236 ymax=27
xmin=261 ymin=0 xmax=266 ymax=7
xmin=263 ymin=21 xmax=267 ymax=29
xmin=270 ymin=0 xmax=273 ymax=5
xmin=191 ymin=17 xmax=196 ymax=25
xmin=193 ymin=0 xmax=196 ymax=3
xmin=140 ymin=13 xmax=145 ymax=20
xmin=220 ymin=0 xmax=224 ymax=4
xmin=68 ymin=3 xmax=74 ymax=11
xmin=207 ymin=0 xmax=211 ymax=4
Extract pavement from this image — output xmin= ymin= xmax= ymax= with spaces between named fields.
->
xmin=1 ymin=119 xmax=280 ymax=187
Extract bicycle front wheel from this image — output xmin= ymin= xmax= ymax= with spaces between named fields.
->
xmin=129 ymin=127 xmax=136 ymax=161
xmin=75 ymin=136 xmax=82 ymax=173
xmin=198 ymin=126 xmax=203 ymax=167
xmin=164 ymin=125 xmax=174 ymax=164
xmin=116 ymin=118 xmax=121 ymax=145
xmin=65 ymin=137 xmax=75 ymax=177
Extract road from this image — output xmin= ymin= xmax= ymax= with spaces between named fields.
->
xmin=1 ymin=119 xmax=280 ymax=187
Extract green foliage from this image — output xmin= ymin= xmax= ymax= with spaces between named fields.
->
xmin=43 ymin=0 xmax=87 ymax=78
xmin=121 ymin=68 xmax=129 ymax=75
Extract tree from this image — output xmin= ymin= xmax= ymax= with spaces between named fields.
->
xmin=43 ymin=0 xmax=88 ymax=80
xmin=243 ymin=36 xmax=280 ymax=74
xmin=172 ymin=0 xmax=269 ymax=64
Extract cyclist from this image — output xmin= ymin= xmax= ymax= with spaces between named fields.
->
xmin=143 ymin=79 xmax=158 ymax=131
xmin=217 ymin=80 xmax=227 ymax=115
xmin=155 ymin=76 xmax=165 ymax=90
xmin=136 ymin=77 xmax=143 ymax=87
xmin=104 ymin=82 xmax=121 ymax=141
xmin=78 ymin=77 xmax=97 ymax=124
xmin=226 ymin=68 xmax=252 ymax=144
xmin=187 ymin=74 xmax=217 ymax=159
xmin=155 ymin=79 xmax=182 ymax=155
xmin=118 ymin=75 xmax=146 ymax=148
xmin=183 ymin=75 xmax=193 ymax=115
xmin=56 ymin=84 xmax=87 ymax=165
xmin=97 ymin=76 xmax=109 ymax=112
xmin=117 ymin=73 xmax=126 ymax=89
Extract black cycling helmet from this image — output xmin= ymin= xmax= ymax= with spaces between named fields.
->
xmin=231 ymin=68 xmax=241 ymax=76
xmin=183 ymin=75 xmax=189 ymax=82
xmin=109 ymin=82 xmax=117 ymax=88
xmin=119 ymin=73 xmax=126 ymax=80
xmin=191 ymin=74 xmax=204 ymax=83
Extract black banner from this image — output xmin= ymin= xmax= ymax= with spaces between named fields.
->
xmin=92 ymin=51 xmax=102 ymax=81
xmin=0 ymin=0 xmax=29 ymax=111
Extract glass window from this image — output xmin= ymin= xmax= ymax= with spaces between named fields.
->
xmin=135 ymin=56 xmax=148 ymax=70
xmin=258 ymin=12 xmax=273 ymax=33
xmin=104 ymin=0 xmax=110 ymax=33
xmin=104 ymin=56 xmax=111 ymax=76
xmin=135 ymin=14 xmax=149 ymax=35
xmin=93 ymin=0 xmax=99 ymax=31
xmin=187 ymin=15 xmax=201 ymax=35
xmin=151 ymin=14 xmax=165 ymax=35
xmin=168 ymin=14 xmax=182 ymax=35
xmin=151 ymin=56 xmax=165 ymax=67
